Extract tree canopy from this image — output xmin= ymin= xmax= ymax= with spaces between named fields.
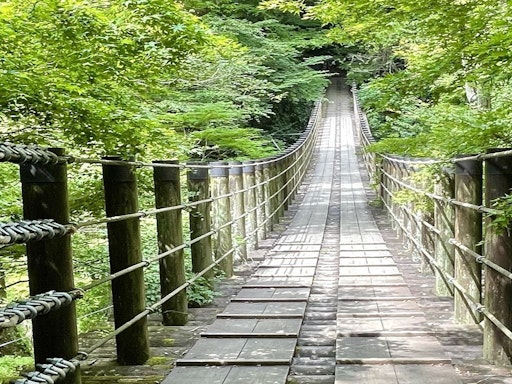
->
xmin=263 ymin=0 xmax=512 ymax=158
xmin=0 ymin=0 xmax=330 ymax=160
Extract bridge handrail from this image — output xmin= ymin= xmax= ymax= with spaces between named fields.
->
xmin=352 ymin=86 xmax=512 ymax=365
xmin=0 ymin=99 xmax=323 ymax=382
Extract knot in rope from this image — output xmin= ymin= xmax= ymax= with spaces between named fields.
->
xmin=0 ymin=219 xmax=74 ymax=245
xmin=0 ymin=143 xmax=61 ymax=165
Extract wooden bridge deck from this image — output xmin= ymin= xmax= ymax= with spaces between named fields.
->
xmin=160 ymin=81 xmax=462 ymax=384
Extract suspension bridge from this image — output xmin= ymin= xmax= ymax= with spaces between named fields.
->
xmin=1 ymin=79 xmax=512 ymax=383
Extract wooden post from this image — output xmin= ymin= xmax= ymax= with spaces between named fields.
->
xmin=210 ymin=162 xmax=233 ymax=277
xmin=255 ymin=162 xmax=267 ymax=241
xmin=20 ymin=148 xmax=81 ymax=384
xmin=274 ymin=159 xmax=285 ymax=220
xmin=243 ymin=161 xmax=258 ymax=250
xmin=287 ymin=146 xmax=298 ymax=202
xmin=454 ymin=157 xmax=482 ymax=324
xmin=420 ymin=212 xmax=435 ymax=274
xmin=187 ymin=163 xmax=214 ymax=281
xmin=229 ymin=161 xmax=247 ymax=261
xmin=281 ymin=153 xmax=290 ymax=211
xmin=483 ymin=149 xmax=512 ymax=364
xmin=102 ymin=156 xmax=149 ymax=365
xmin=434 ymin=170 xmax=455 ymax=296
xmin=153 ymin=160 xmax=188 ymax=326
xmin=391 ymin=162 xmax=402 ymax=236
xmin=262 ymin=161 xmax=273 ymax=234
xmin=269 ymin=158 xmax=280 ymax=226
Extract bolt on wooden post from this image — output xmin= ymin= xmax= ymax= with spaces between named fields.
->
xmin=433 ymin=169 xmax=455 ymax=296
xmin=187 ymin=163 xmax=214 ymax=281
xmin=243 ymin=161 xmax=258 ymax=250
xmin=483 ymin=149 xmax=512 ymax=364
xmin=454 ymin=156 xmax=482 ymax=324
xmin=210 ymin=162 xmax=233 ymax=278
xmin=102 ymin=156 xmax=149 ymax=365
xmin=153 ymin=160 xmax=188 ymax=326
xmin=20 ymin=148 xmax=81 ymax=384
xmin=229 ymin=161 xmax=247 ymax=261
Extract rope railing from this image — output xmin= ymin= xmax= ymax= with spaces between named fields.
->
xmin=0 ymin=220 xmax=75 ymax=246
xmin=2 ymin=96 xmax=323 ymax=383
xmin=352 ymin=85 xmax=512 ymax=365
xmin=0 ymin=290 xmax=83 ymax=328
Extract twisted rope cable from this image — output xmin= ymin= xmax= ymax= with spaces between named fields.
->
xmin=0 ymin=220 xmax=75 ymax=245
xmin=11 ymin=357 xmax=80 ymax=384
xmin=0 ymin=143 xmax=62 ymax=165
xmin=0 ymin=290 xmax=83 ymax=328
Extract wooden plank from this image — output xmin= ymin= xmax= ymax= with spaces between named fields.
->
xmin=339 ymin=276 xmax=406 ymax=285
xmin=230 ymin=297 xmax=307 ymax=303
xmin=176 ymin=359 xmax=291 ymax=366
xmin=224 ymin=366 xmax=289 ymax=384
xmin=202 ymin=318 xmax=302 ymax=336
xmin=161 ymin=366 xmax=229 ymax=384
xmin=394 ymin=365 xmax=463 ymax=384
xmin=182 ymin=338 xmax=246 ymax=360
xmin=223 ymin=301 xmax=307 ymax=316
xmin=335 ymin=365 xmax=398 ymax=384
xmin=253 ymin=267 xmax=316 ymax=276
xmin=245 ymin=276 xmax=314 ymax=286
xmin=336 ymin=336 xmax=451 ymax=362
xmin=337 ymin=316 xmax=430 ymax=335
xmin=235 ymin=287 xmax=310 ymax=300
xmin=260 ymin=258 xmax=318 ymax=267
xmin=273 ymin=244 xmax=321 ymax=252
xmin=339 ymin=258 xmax=395 ymax=265
xmin=162 ymin=366 xmax=290 ymax=384
xmin=217 ymin=313 xmax=303 ymax=319
xmin=238 ymin=338 xmax=297 ymax=360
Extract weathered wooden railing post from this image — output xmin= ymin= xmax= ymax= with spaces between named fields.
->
xmin=243 ymin=161 xmax=258 ymax=250
xmin=20 ymin=148 xmax=81 ymax=384
xmin=210 ymin=162 xmax=233 ymax=277
xmin=153 ymin=160 xmax=188 ymax=326
xmin=287 ymin=145 xmax=298 ymax=202
xmin=281 ymin=152 xmax=291 ymax=211
xmin=295 ymin=140 xmax=305 ymax=187
xmin=380 ymin=158 xmax=390 ymax=212
xmin=276 ymin=159 xmax=286 ymax=219
xmin=269 ymin=158 xmax=280 ymax=226
xmin=391 ymin=162 xmax=403 ymax=236
xmin=255 ymin=162 xmax=267 ymax=242
xmin=262 ymin=161 xmax=273 ymax=234
xmin=229 ymin=161 xmax=247 ymax=261
xmin=433 ymin=169 xmax=455 ymax=296
xmin=483 ymin=149 xmax=512 ymax=364
xmin=102 ymin=156 xmax=149 ymax=365
xmin=454 ymin=156 xmax=482 ymax=324
xmin=420 ymin=212 xmax=435 ymax=274
xmin=187 ymin=163 xmax=214 ymax=281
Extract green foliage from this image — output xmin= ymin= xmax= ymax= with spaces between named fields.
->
xmin=190 ymin=127 xmax=277 ymax=160
xmin=487 ymin=195 xmax=512 ymax=236
xmin=186 ymin=273 xmax=223 ymax=308
xmin=0 ymin=355 xmax=33 ymax=383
